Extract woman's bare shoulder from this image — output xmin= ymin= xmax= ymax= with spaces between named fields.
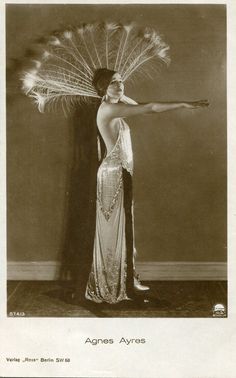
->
xmin=97 ymin=103 xmax=120 ymax=132
xmin=97 ymin=102 xmax=108 ymax=118
xmin=98 ymin=101 xmax=125 ymax=120
xmin=97 ymin=101 xmax=119 ymax=122
xmin=97 ymin=102 xmax=112 ymax=128
xmin=98 ymin=101 xmax=114 ymax=111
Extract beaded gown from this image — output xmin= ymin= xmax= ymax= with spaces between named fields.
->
xmin=85 ymin=118 xmax=134 ymax=303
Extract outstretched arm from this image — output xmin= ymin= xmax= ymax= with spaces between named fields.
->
xmin=152 ymin=100 xmax=209 ymax=112
xmin=101 ymin=100 xmax=209 ymax=120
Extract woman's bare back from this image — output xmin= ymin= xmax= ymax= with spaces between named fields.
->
xmin=97 ymin=102 xmax=121 ymax=155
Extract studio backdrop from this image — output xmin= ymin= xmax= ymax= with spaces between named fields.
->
xmin=6 ymin=4 xmax=226 ymax=281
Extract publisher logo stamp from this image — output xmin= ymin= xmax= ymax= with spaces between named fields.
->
xmin=212 ymin=303 xmax=226 ymax=318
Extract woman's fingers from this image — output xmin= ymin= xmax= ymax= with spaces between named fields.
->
xmin=189 ymin=100 xmax=209 ymax=108
xmin=197 ymin=100 xmax=209 ymax=106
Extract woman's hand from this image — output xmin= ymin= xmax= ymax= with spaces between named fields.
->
xmin=183 ymin=100 xmax=209 ymax=109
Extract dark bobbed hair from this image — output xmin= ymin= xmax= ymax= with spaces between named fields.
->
xmin=92 ymin=68 xmax=116 ymax=97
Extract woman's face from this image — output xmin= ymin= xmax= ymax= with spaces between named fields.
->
xmin=106 ymin=73 xmax=124 ymax=100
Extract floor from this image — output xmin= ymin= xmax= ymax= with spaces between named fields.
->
xmin=7 ymin=280 xmax=227 ymax=318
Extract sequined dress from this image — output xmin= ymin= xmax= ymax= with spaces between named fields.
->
xmin=85 ymin=118 xmax=134 ymax=303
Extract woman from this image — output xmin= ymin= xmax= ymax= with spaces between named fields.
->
xmin=21 ymin=23 xmax=209 ymax=305
xmin=63 ymin=67 xmax=209 ymax=305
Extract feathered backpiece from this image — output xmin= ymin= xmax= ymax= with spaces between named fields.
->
xmin=21 ymin=22 xmax=170 ymax=114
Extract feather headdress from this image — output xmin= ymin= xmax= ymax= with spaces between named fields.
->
xmin=21 ymin=22 xmax=170 ymax=114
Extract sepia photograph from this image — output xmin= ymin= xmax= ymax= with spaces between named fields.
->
xmin=2 ymin=1 xmax=236 ymax=377
xmin=6 ymin=2 xmax=227 ymax=319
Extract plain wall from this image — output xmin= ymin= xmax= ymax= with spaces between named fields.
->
xmin=7 ymin=4 xmax=226 ymax=262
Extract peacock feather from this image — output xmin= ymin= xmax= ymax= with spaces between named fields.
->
xmin=21 ymin=22 xmax=170 ymax=114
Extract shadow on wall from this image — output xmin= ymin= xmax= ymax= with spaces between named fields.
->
xmin=7 ymin=4 xmax=226 ymax=263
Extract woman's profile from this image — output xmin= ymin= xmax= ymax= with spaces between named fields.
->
xmin=21 ymin=22 xmax=209 ymax=306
